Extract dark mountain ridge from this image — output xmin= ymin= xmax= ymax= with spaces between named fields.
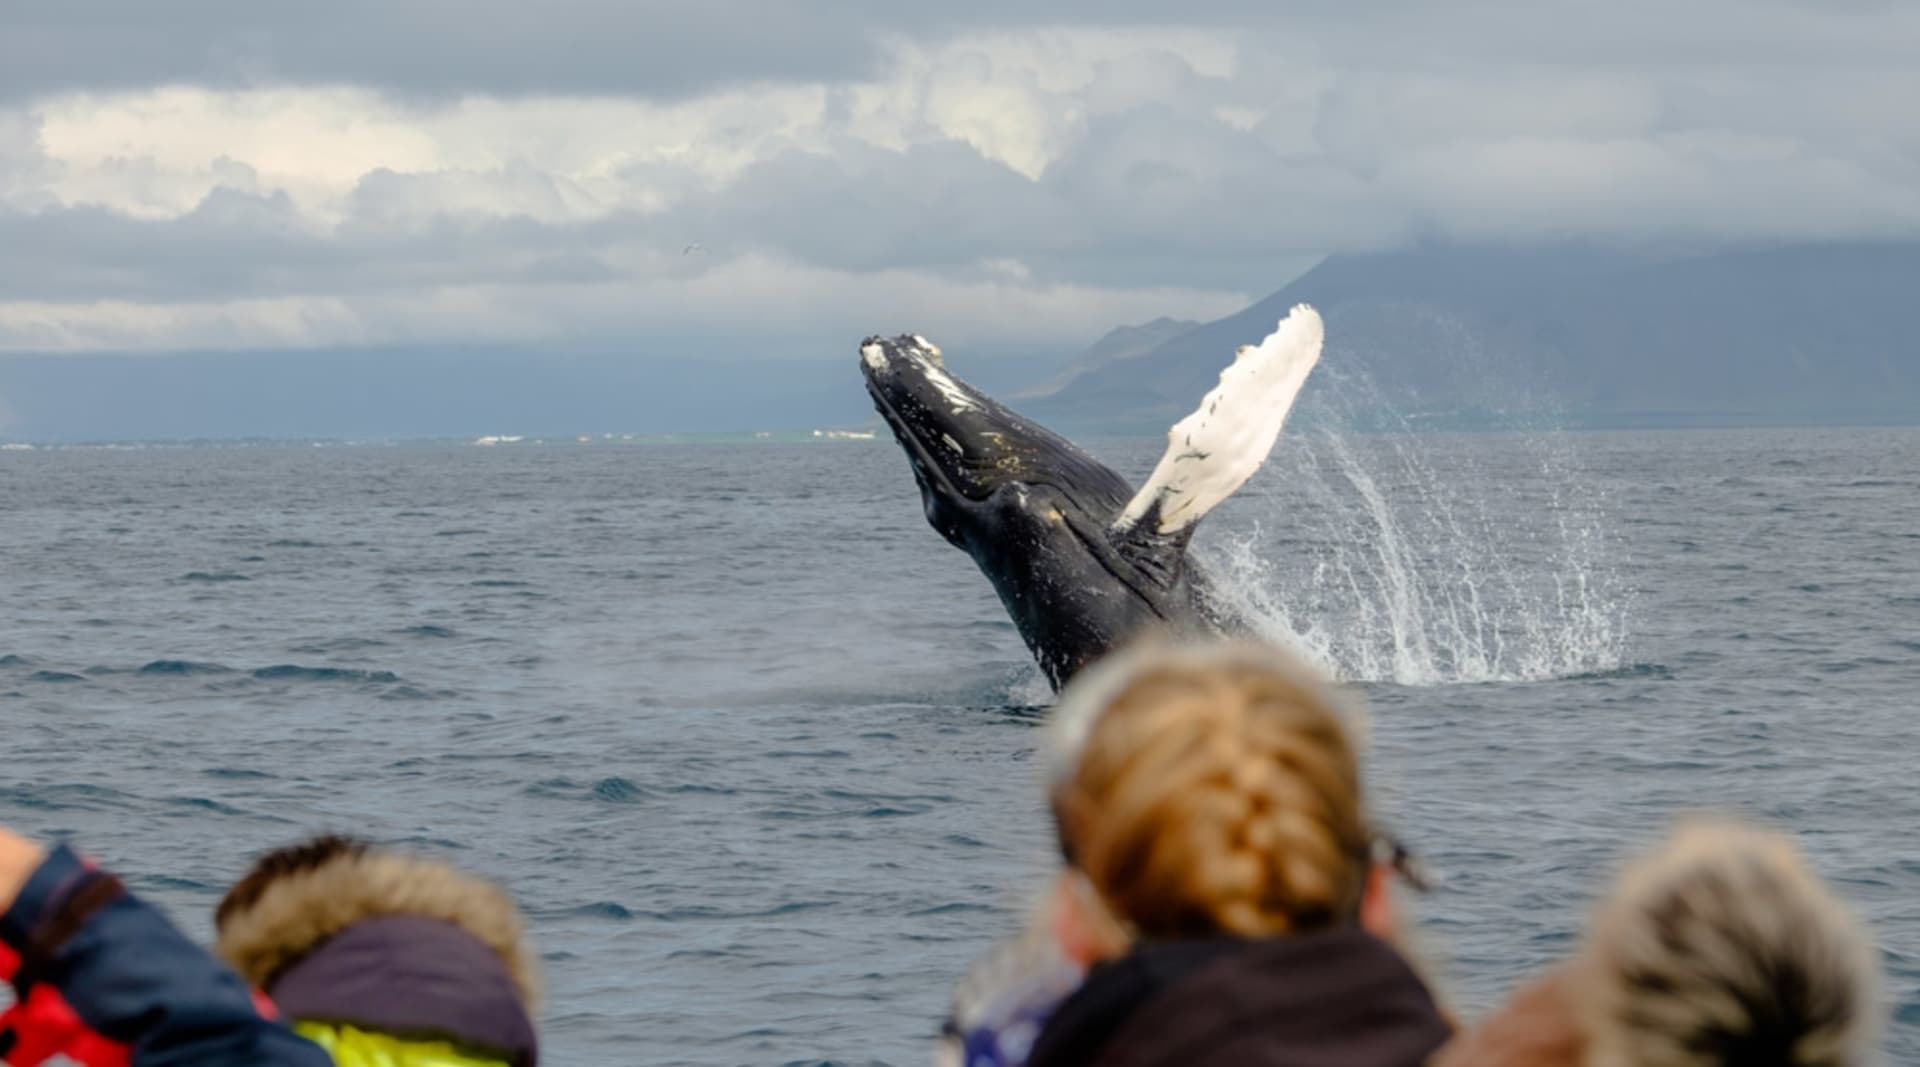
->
xmin=1026 ymin=241 xmax=1920 ymax=432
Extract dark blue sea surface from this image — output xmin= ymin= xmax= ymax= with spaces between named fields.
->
xmin=1 ymin=428 xmax=1917 ymax=1064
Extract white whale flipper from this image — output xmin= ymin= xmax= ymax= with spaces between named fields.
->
xmin=1113 ymin=303 xmax=1324 ymax=538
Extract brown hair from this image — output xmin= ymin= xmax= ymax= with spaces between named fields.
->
xmin=1049 ymin=641 xmax=1371 ymax=940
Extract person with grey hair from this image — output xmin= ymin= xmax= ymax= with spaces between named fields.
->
xmin=1435 ymin=818 xmax=1883 ymax=1067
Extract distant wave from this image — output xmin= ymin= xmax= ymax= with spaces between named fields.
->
xmin=0 ymin=783 xmax=136 ymax=813
xmin=202 ymin=767 xmax=275 ymax=780
xmin=4 ymin=657 xmax=439 ymax=697
xmin=524 ymin=777 xmax=652 ymax=804
xmin=251 ymin=665 xmax=402 ymax=684
xmin=167 ymin=795 xmax=250 ymax=816
xmin=134 ymin=874 xmax=220 ymax=893
xmin=565 ymin=902 xmax=635 ymax=921
xmin=179 ymin=571 xmax=251 ymax=583
xmin=138 ymin=659 xmax=233 ymax=675
xmin=1565 ymin=662 xmax=1674 ymax=681
xmin=377 ymin=685 xmax=441 ymax=702
xmin=591 ymin=777 xmax=648 ymax=803
xmin=287 ymin=637 xmax=390 ymax=654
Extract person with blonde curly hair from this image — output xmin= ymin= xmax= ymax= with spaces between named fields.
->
xmin=940 ymin=639 xmax=1452 ymax=1067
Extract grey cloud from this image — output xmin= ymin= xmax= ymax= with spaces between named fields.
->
xmin=0 ymin=186 xmax=636 ymax=304
xmin=345 ymin=165 xmax=589 ymax=227
xmin=7 ymin=8 xmax=1920 ymax=327
xmin=677 ymin=140 xmax=1049 ymax=273
xmin=644 ymin=44 xmax=1387 ymax=289
xmin=5 ymin=0 xmax=1180 ymax=103
xmin=3 ymin=117 xmax=1347 ymax=308
xmin=10 ymin=1 xmax=1912 ymax=103
xmin=0 ymin=112 xmax=52 ymax=201
xmin=0 ymin=1 xmax=883 ymax=102
xmin=8 ymin=67 xmax=1920 ymax=317
xmin=669 ymin=105 xmax=1406 ymax=290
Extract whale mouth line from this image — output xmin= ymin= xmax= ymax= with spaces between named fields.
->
xmin=869 ymin=363 xmax=1157 ymax=604
xmin=861 ymin=344 xmax=1010 ymax=504
xmin=865 ymin=372 xmax=979 ymax=503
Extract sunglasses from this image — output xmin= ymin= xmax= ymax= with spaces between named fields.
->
xmin=1371 ymin=829 xmax=1437 ymax=893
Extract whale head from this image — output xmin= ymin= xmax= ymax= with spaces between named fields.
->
xmin=859 ymin=333 xmax=1216 ymax=688
xmin=859 ymin=334 xmax=1131 ymax=544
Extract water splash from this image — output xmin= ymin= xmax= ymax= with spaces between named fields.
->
xmin=1006 ymin=669 xmax=1058 ymax=709
xmin=1197 ymin=362 xmax=1631 ymax=687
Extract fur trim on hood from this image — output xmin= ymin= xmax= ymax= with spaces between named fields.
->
xmin=216 ymin=844 xmax=540 ymax=1010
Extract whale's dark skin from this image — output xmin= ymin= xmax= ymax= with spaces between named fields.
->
xmin=860 ymin=334 xmax=1236 ymax=690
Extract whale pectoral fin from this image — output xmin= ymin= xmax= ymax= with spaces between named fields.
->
xmin=1110 ymin=302 xmax=1324 ymax=539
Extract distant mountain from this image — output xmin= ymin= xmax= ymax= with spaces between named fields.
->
xmin=1027 ymin=242 xmax=1920 ymax=432
xmin=6 ymin=242 xmax=1916 ymax=443
xmin=1013 ymin=316 xmax=1199 ymax=400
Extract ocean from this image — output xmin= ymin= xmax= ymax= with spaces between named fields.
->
xmin=2 ymin=426 xmax=1917 ymax=1065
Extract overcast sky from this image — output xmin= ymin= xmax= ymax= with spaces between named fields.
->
xmin=2 ymin=0 xmax=1918 ymax=356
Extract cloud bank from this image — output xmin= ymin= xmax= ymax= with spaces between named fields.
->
xmin=2 ymin=2 xmax=1917 ymax=353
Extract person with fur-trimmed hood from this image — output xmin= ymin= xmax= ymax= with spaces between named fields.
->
xmin=214 ymin=835 xmax=540 ymax=1067
xmin=1433 ymin=818 xmax=1883 ymax=1067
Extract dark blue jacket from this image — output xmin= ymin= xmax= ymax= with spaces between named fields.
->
xmin=0 ymin=844 xmax=329 ymax=1067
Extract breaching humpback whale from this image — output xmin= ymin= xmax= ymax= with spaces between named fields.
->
xmin=860 ymin=304 xmax=1324 ymax=690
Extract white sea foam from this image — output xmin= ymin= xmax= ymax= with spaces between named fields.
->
xmin=1197 ymin=370 xmax=1631 ymax=687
